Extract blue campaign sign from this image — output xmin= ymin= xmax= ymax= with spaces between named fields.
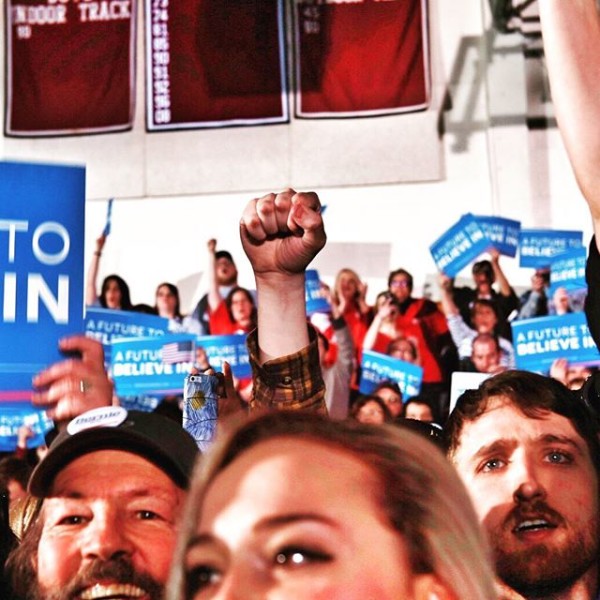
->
xmin=549 ymin=247 xmax=587 ymax=294
xmin=511 ymin=312 xmax=600 ymax=372
xmin=85 ymin=307 xmax=169 ymax=345
xmin=359 ymin=350 xmax=423 ymax=398
xmin=196 ymin=333 xmax=251 ymax=379
xmin=305 ymin=269 xmax=331 ymax=315
xmin=102 ymin=198 xmax=114 ymax=237
xmin=429 ymin=213 xmax=490 ymax=277
xmin=110 ymin=333 xmax=196 ymax=396
xmin=0 ymin=161 xmax=86 ymax=400
xmin=0 ymin=402 xmax=54 ymax=452
xmin=518 ymin=228 xmax=583 ymax=268
xmin=473 ymin=215 xmax=521 ymax=257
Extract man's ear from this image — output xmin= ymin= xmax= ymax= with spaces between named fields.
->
xmin=412 ymin=574 xmax=457 ymax=600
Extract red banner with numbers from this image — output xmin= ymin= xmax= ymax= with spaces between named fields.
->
xmin=5 ymin=0 xmax=136 ymax=137
xmin=146 ymin=0 xmax=288 ymax=131
xmin=294 ymin=0 xmax=429 ymax=118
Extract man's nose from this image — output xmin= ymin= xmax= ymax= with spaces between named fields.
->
xmin=80 ymin=509 xmax=133 ymax=561
xmin=513 ymin=458 xmax=547 ymax=503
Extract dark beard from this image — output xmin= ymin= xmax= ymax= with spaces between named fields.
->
xmin=26 ymin=557 xmax=164 ymax=600
xmin=492 ymin=500 xmax=598 ymax=598
xmin=495 ymin=534 xmax=596 ymax=597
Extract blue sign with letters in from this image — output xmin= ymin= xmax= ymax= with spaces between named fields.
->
xmin=549 ymin=247 xmax=587 ymax=294
xmin=430 ymin=214 xmax=490 ymax=277
xmin=0 ymin=161 xmax=85 ymax=400
xmin=474 ymin=215 xmax=521 ymax=257
xmin=196 ymin=333 xmax=251 ymax=379
xmin=359 ymin=350 xmax=423 ymax=398
xmin=511 ymin=312 xmax=600 ymax=372
xmin=518 ymin=228 xmax=583 ymax=268
xmin=110 ymin=334 xmax=196 ymax=396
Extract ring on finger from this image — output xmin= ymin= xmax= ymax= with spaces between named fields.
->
xmin=79 ymin=379 xmax=92 ymax=394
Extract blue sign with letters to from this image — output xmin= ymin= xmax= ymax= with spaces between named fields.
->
xmin=305 ymin=269 xmax=331 ymax=315
xmin=196 ymin=333 xmax=251 ymax=379
xmin=518 ymin=228 xmax=583 ymax=268
xmin=511 ymin=312 xmax=600 ymax=372
xmin=0 ymin=161 xmax=85 ymax=400
xmin=110 ymin=334 xmax=196 ymax=396
xmin=359 ymin=350 xmax=423 ymax=398
xmin=474 ymin=215 xmax=521 ymax=257
xmin=549 ymin=247 xmax=587 ymax=294
xmin=430 ymin=214 xmax=490 ymax=277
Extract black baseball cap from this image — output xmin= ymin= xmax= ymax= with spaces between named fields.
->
xmin=29 ymin=407 xmax=199 ymax=497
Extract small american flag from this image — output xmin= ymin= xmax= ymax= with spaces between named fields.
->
xmin=162 ymin=340 xmax=195 ymax=364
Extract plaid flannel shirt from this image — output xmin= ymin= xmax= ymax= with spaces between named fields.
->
xmin=247 ymin=326 xmax=327 ymax=414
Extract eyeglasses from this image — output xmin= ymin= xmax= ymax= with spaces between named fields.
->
xmin=390 ymin=280 xmax=410 ymax=289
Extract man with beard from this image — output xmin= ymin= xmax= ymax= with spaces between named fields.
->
xmin=5 ymin=187 xmax=328 ymax=599
xmin=5 ymin=407 xmax=199 ymax=600
xmin=446 ymin=370 xmax=600 ymax=599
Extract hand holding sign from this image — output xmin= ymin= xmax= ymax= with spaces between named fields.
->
xmin=31 ymin=335 xmax=114 ymax=426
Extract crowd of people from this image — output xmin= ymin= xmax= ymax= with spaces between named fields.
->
xmin=2 ymin=1 xmax=600 ymax=598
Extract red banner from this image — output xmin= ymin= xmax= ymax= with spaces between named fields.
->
xmin=146 ymin=0 xmax=289 ymax=131
xmin=294 ymin=0 xmax=430 ymax=118
xmin=5 ymin=0 xmax=136 ymax=137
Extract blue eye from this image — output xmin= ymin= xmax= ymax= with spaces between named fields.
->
xmin=481 ymin=458 xmax=505 ymax=473
xmin=546 ymin=450 xmax=572 ymax=464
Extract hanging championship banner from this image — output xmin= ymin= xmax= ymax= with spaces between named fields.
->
xmin=293 ymin=0 xmax=429 ymax=118
xmin=5 ymin=0 xmax=136 ymax=136
xmin=146 ymin=0 xmax=289 ymax=131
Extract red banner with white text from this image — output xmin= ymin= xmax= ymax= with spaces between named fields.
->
xmin=5 ymin=0 xmax=136 ymax=136
xmin=293 ymin=0 xmax=430 ymax=118
xmin=146 ymin=0 xmax=289 ymax=131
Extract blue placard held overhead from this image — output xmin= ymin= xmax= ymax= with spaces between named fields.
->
xmin=518 ymin=228 xmax=583 ymax=268
xmin=0 ymin=161 xmax=86 ymax=400
xmin=196 ymin=333 xmax=251 ymax=379
xmin=549 ymin=247 xmax=587 ymax=294
xmin=359 ymin=350 xmax=423 ymax=398
xmin=305 ymin=269 xmax=331 ymax=315
xmin=429 ymin=214 xmax=490 ymax=277
xmin=511 ymin=312 xmax=600 ymax=373
xmin=473 ymin=215 xmax=521 ymax=257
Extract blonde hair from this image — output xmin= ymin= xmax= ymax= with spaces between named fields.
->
xmin=333 ymin=268 xmax=362 ymax=303
xmin=167 ymin=412 xmax=498 ymax=599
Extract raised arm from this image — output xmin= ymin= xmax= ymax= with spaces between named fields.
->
xmin=438 ymin=273 xmax=460 ymax=317
xmin=240 ymin=189 xmax=326 ymax=364
xmin=539 ymin=0 xmax=600 ymax=242
xmin=85 ymin=234 xmax=106 ymax=306
xmin=206 ymin=238 xmax=222 ymax=312
xmin=489 ymin=249 xmax=513 ymax=298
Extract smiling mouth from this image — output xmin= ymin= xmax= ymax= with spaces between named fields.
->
xmin=513 ymin=519 xmax=557 ymax=534
xmin=78 ymin=583 xmax=148 ymax=600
